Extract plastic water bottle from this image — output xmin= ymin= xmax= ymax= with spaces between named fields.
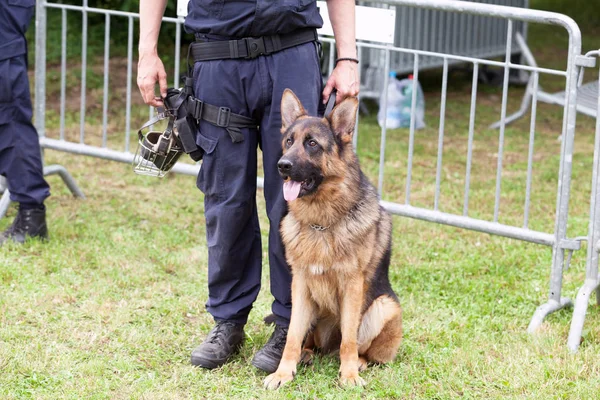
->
xmin=398 ymin=74 xmax=426 ymax=129
xmin=378 ymin=71 xmax=403 ymax=129
xmin=378 ymin=72 xmax=425 ymax=129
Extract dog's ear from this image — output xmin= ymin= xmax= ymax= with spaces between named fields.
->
xmin=328 ymin=96 xmax=358 ymax=144
xmin=281 ymin=89 xmax=307 ymax=132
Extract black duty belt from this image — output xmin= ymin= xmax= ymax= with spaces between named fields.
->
xmin=190 ymin=28 xmax=318 ymax=62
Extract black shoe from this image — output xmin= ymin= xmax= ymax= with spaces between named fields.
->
xmin=251 ymin=324 xmax=289 ymax=373
xmin=0 ymin=207 xmax=48 ymax=245
xmin=191 ymin=321 xmax=245 ymax=369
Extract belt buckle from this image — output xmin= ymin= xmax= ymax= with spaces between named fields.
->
xmin=244 ymin=37 xmax=266 ymax=59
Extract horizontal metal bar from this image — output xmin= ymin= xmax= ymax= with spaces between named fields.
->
xmin=380 ymin=200 xmax=556 ymax=247
xmin=361 ymin=43 xmax=567 ymax=77
xmin=41 ymin=138 xmax=268 ymax=189
xmin=41 ymin=138 xmax=199 ymax=176
xmin=380 ymin=0 xmax=579 ymax=32
xmin=45 ymin=3 xmax=181 ymax=23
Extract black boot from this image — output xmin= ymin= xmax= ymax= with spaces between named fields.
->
xmin=191 ymin=321 xmax=245 ymax=369
xmin=251 ymin=325 xmax=288 ymax=373
xmin=0 ymin=206 xmax=48 ymax=245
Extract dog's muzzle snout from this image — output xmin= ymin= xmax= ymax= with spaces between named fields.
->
xmin=278 ymin=159 xmax=293 ymax=175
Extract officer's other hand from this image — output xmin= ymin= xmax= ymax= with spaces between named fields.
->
xmin=322 ymin=60 xmax=359 ymax=105
xmin=137 ymin=50 xmax=168 ymax=108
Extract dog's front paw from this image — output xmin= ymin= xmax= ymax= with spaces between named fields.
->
xmin=339 ymin=371 xmax=366 ymax=387
xmin=264 ymin=370 xmax=295 ymax=390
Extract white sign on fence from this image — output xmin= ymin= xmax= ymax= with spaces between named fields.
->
xmin=176 ymin=0 xmax=396 ymax=44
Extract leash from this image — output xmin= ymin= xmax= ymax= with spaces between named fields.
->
xmin=323 ymin=89 xmax=337 ymax=118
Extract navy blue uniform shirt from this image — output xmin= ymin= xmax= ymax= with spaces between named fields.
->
xmin=184 ymin=0 xmax=324 ymax=39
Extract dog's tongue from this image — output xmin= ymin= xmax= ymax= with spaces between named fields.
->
xmin=283 ymin=180 xmax=302 ymax=202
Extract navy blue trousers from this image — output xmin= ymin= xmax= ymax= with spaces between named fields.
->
xmin=192 ymin=41 xmax=322 ymax=326
xmin=0 ymin=47 xmax=50 ymax=206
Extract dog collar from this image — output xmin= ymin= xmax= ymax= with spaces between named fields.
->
xmin=309 ymin=223 xmax=330 ymax=231
xmin=308 ymin=199 xmax=369 ymax=232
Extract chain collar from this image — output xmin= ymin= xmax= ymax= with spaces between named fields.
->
xmin=307 ymin=198 xmax=369 ymax=232
xmin=309 ymin=223 xmax=330 ymax=231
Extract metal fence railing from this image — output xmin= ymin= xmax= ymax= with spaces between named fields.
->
xmin=16 ymin=0 xmax=600 ymax=351
xmin=359 ymin=0 xmax=530 ymax=99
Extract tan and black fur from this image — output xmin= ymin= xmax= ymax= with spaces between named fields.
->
xmin=264 ymin=89 xmax=402 ymax=389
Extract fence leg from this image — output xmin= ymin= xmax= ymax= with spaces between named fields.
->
xmin=527 ymin=259 xmax=573 ymax=333
xmin=0 ymin=191 xmax=11 ymax=220
xmin=568 ymin=279 xmax=599 ymax=351
xmin=0 ymin=165 xmax=85 ymax=220
xmin=567 ymin=54 xmax=600 ymax=351
xmin=43 ymin=165 xmax=86 ymax=199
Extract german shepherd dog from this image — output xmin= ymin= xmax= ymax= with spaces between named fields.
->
xmin=263 ymin=89 xmax=402 ymax=389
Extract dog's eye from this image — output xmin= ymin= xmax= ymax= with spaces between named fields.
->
xmin=286 ymin=138 xmax=293 ymax=147
xmin=308 ymin=139 xmax=317 ymax=147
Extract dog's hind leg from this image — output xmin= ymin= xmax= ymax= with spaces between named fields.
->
xmin=300 ymin=332 xmax=315 ymax=365
xmin=312 ymin=316 xmax=341 ymax=354
xmin=358 ymin=356 xmax=368 ymax=372
xmin=364 ymin=303 xmax=402 ymax=364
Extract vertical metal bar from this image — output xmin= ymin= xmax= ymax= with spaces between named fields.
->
xmin=328 ymin=40 xmax=335 ymax=77
xmin=60 ymin=9 xmax=67 ymax=141
xmin=405 ymin=54 xmax=420 ymax=205
xmin=463 ymin=63 xmax=479 ymax=217
xmin=353 ymin=45 xmax=363 ymax=150
xmin=434 ymin=58 xmax=448 ymax=211
xmin=34 ymin=0 xmax=47 ymax=141
xmin=125 ymin=16 xmax=134 ymax=153
xmin=377 ymin=48 xmax=391 ymax=195
xmin=430 ymin=11 xmax=437 ymax=55
xmin=466 ymin=10 xmax=473 ymax=57
xmin=567 ymin=55 xmax=600 ymax=352
xmin=415 ymin=9 xmax=422 ymax=57
xmin=79 ymin=0 xmax=88 ymax=144
xmin=493 ymin=19 xmax=513 ymax=222
xmin=529 ymin=16 xmax=582 ymax=335
xmin=550 ymin=29 xmax=581 ymax=297
xmin=399 ymin=5 xmax=407 ymax=72
xmin=523 ymin=71 xmax=539 ymax=229
xmin=102 ymin=14 xmax=110 ymax=148
xmin=174 ymin=20 xmax=182 ymax=87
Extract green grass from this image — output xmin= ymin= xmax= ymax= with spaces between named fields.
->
xmin=3 ymin=15 xmax=600 ymax=400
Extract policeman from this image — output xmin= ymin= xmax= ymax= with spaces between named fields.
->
xmin=0 ymin=0 xmax=50 ymax=245
xmin=137 ymin=0 xmax=358 ymax=372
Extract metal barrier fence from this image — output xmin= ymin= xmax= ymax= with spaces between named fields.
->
xmin=568 ymin=50 xmax=600 ymax=352
xmin=20 ymin=0 xmax=600 ymax=350
xmin=360 ymin=0 xmax=529 ymax=98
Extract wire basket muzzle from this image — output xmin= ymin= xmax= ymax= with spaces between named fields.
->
xmin=134 ymin=129 xmax=184 ymax=177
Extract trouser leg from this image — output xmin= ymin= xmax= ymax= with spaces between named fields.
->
xmin=258 ymin=42 xmax=324 ymax=326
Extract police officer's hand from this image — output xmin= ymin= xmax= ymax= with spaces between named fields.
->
xmin=137 ymin=50 xmax=168 ymax=108
xmin=322 ymin=59 xmax=359 ymax=105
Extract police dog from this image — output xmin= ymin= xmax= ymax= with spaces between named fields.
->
xmin=264 ymin=89 xmax=402 ymax=389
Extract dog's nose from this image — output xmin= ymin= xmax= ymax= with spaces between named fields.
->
xmin=278 ymin=159 xmax=293 ymax=174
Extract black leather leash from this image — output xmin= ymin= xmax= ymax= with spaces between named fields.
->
xmin=323 ymin=89 xmax=337 ymax=118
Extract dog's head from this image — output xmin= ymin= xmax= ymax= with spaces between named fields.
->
xmin=278 ymin=89 xmax=358 ymax=202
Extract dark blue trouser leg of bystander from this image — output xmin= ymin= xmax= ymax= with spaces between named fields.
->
xmin=192 ymin=41 xmax=322 ymax=326
xmin=0 ymin=54 xmax=50 ymax=206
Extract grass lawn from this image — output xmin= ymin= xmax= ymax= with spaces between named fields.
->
xmin=2 ymin=9 xmax=600 ymax=400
